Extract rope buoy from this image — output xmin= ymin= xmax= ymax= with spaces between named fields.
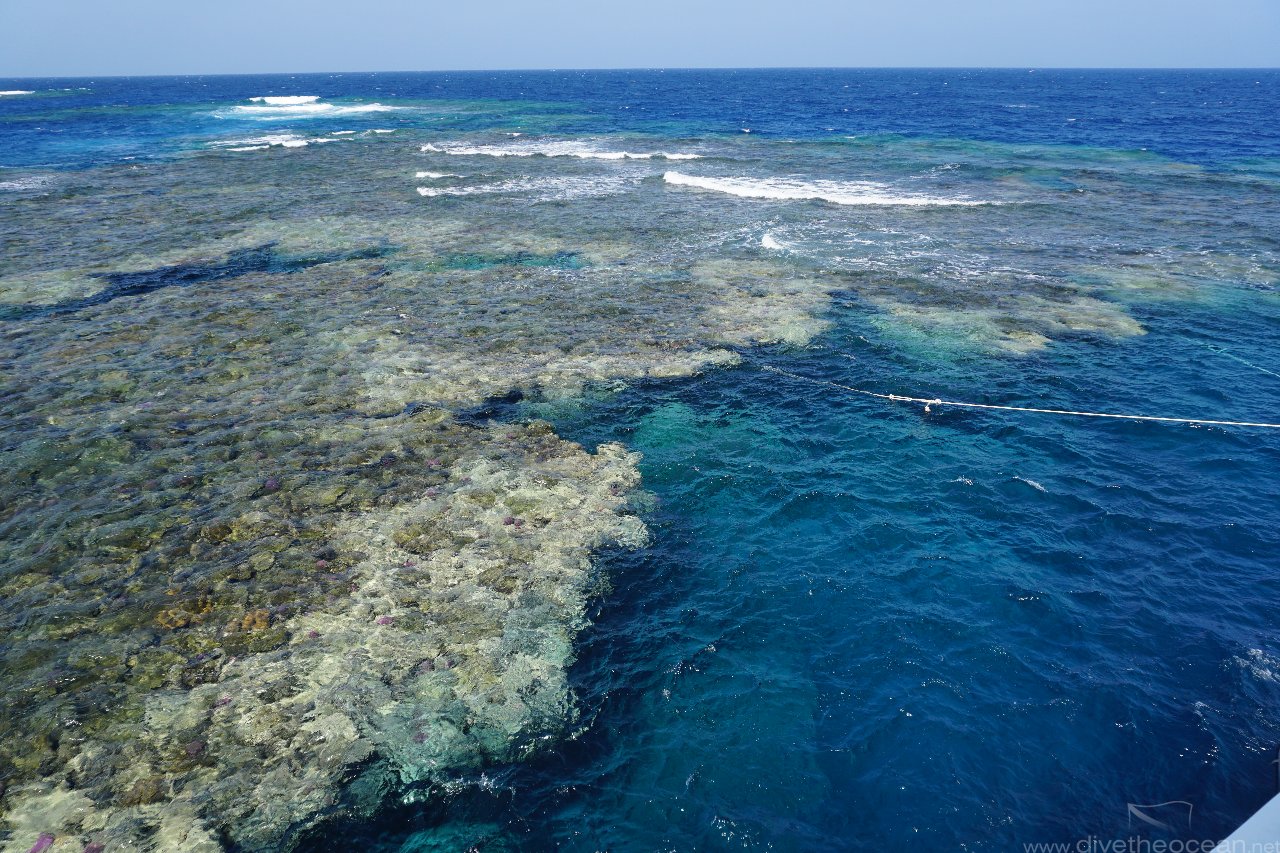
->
xmin=762 ymin=365 xmax=1280 ymax=430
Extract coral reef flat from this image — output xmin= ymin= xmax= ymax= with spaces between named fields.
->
xmin=0 ymin=127 xmax=834 ymax=851
xmin=2 ymin=69 xmax=1278 ymax=852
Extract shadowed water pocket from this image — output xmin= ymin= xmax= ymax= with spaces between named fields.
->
xmin=0 ymin=242 xmax=396 ymax=321
xmin=432 ymin=250 xmax=585 ymax=271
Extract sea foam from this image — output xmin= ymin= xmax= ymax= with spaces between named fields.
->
xmin=0 ymin=90 xmax=35 ymax=96
xmin=218 ymin=96 xmax=395 ymax=120
xmin=422 ymin=140 xmax=700 ymax=160
xmin=1238 ymin=649 xmax=1280 ymax=683
xmin=249 ymin=95 xmax=321 ymax=105
xmin=210 ymin=133 xmax=343 ymax=152
xmin=663 ymin=172 xmax=984 ymax=206
xmin=416 ymin=175 xmax=634 ymax=201
xmin=0 ymin=175 xmax=52 ymax=191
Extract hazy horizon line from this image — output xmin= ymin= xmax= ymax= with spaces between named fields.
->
xmin=3 ymin=65 xmax=1278 ymax=81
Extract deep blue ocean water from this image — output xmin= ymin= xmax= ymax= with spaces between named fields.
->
xmin=3 ymin=70 xmax=1279 ymax=851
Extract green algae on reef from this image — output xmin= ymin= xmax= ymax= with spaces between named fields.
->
xmin=0 ymin=137 xmax=839 ymax=851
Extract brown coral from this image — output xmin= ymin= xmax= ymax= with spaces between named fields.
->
xmin=156 ymin=608 xmax=193 ymax=630
xmin=239 ymin=609 xmax=270 ymax=632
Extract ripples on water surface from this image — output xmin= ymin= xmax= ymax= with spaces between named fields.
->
xmin=1 ymin=70 xmax=1279 ymax=852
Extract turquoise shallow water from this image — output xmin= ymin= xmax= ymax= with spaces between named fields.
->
xmin=353 ymin=312 xmax=1280 ymax=850
xmin=521 ymin=330 xmax=1280 ymax=850
xmin=2 ymin=70 xmax=1279 ymax=851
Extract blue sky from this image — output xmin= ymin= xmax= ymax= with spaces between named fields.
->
xmin=1 ymin=0 xmax=1277 ymax=77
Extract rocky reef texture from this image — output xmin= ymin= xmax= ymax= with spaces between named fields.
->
xmin=0 ymin=141 xmax=837 ymax=850
xmin=866 ymin=291 xmax=1144 ymax=355
xmin=2 ymin=418 xmax=643 ymax=852
xmin=0 ymin=125 xmax=1160 ymax=851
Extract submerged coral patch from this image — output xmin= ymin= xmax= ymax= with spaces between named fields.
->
xmin=866 ymin=290 xmax=1144 ymax=355
xmin=434 ymin=250 xmax=585 ymax=271
xmin=0 ymin=243 xmax=396 ymax=320
xmin=0 ymin=137 xmax=838 ymax=852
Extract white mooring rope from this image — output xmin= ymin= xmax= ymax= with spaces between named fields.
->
xmin=761 ymin=365 xmax=1280 ymax=430
xmin=1204 ymin=343 xmax=1280 ymax=381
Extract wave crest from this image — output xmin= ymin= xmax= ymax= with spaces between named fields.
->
xmin=217 ymin=96 xmax=395 ymax=120
xmin=663 ymin=172 xmax=985 ymax=206
xmin=422 ymin=140 xmax=700 ymax=160
xmin=416 ymin=175 xmax=634 ymax=201
xmin=249 ymin=95 xmax=320 ymax=105
xmin=0 ymin=175 xmax=52 ymax=191
xmin=210 ymin=134 xmax=344 ymax=151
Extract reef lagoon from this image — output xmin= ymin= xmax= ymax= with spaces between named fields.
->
xmin=1 ymin=70 xmax=1279 ymax=852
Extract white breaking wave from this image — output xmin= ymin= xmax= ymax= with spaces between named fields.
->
xmin=416 ymin=175 xmax=634 ymax=201
xmin=230 ymin=134 xmax=308 ymax=148
xmin=210 ymin=133 xmax=343 ymax=151
xmin=217 ymin=96 xmax=395 ymax=120
xmin=0 ymin=90 xmax=35 ymax=96
xmin=421 ymin=140 xmax=700 ymax=160
xmin=1238 ymin=649 xmax=1280 ymax=683
xmin=663 ymin=172 xmax=985 ymax=206
xmin=249 ymin=95 xmax=320 ymax=105
xmin=1013 ymin=476 xmax=1047 ymax=493
xmin=761 ymin=233 xmax=787 ymax=251
xmin=415 ymin=171 xmax=462 ymax=179
xmin=0 ymin=175 xmax=52 ymax=191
